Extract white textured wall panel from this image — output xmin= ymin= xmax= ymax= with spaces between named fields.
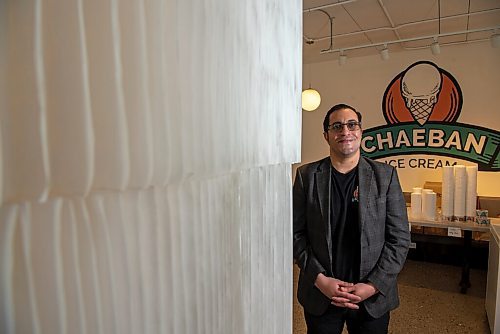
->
xmin=0 ymin=0 xmax=301 ymax=333
xmin=1 ymin=166 xmax=294 ymax=333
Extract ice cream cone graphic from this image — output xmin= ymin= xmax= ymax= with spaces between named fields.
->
xmin=400 ymin=62 xmax=442 ymax=125
xmin=382 ymin=61 xmax=462 ymax=126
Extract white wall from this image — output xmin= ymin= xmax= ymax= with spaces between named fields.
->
xmin=300 ymin=42 xmax=500 ymax=196
xmin=0 ymin=1 xmax=301 ymax=333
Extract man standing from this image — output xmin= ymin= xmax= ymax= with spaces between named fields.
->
xmin=293 ymin=104 xmax=410 ymax=333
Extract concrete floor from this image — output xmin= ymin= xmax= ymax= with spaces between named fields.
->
xmin=293 ymin=260 xmax=490 ymax=334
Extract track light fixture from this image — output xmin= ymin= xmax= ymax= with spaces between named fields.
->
xmin=491 ymin=33 xmax=500 ymax=48
xmin=380 ymin=45 xmax=389 ymax=61
xmin=339 ymin=50 xmax=347 ymax=66
xmin=431 ymin=37 xmax=441 ymax=55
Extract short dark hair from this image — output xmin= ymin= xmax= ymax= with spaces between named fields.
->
xmin=323 ymin=103 xmax=362 ymax=132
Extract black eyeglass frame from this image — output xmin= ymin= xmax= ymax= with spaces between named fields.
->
xmin=327 ymin=121 xmax=362 ymax=132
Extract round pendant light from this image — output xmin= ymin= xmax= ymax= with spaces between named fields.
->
xmin=302 ymin=88 xmax=321 ymax=111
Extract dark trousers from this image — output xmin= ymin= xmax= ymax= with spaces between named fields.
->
xmin=304 ymin=305 xmax=390 ymax=334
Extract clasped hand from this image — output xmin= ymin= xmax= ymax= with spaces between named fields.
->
xmin=314 ymin=273 xmax=378 ymax=310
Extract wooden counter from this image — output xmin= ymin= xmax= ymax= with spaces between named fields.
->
xmin=408 ymin=217 xmax=494 ymax=232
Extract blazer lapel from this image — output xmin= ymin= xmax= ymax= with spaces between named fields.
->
xmin=314 ymin=158 xmax=332 ymax=268
xmin=358 ymin=157 xmax=373 ymax=233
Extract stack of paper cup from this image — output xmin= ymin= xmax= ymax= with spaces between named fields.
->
xmin=411 ymin=192 xmax=422 ymax=219
xmin=453 ymin=165 xmax=467 ymax=221
xmin=466 ymin=166 xmax=478 ymax=220
xmin=422 ymin=189 xmax=436 ymax=221
xmin=441 ymin=166 xmax=454 ymax=220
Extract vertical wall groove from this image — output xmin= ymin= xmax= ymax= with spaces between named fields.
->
xmin=34 ymin=0 xmax=51 ymax=202
xmin=63 ymin=201 xmax=88 ymax=334
xmin=19 ymin=204 xmax=41 ymax=334
xmin=75 ymin=0 xmax=95 ymax=197
xmin=0 ymin=205 xmax=17 ymax=334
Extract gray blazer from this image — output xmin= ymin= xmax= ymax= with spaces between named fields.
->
xmin=293 ymin=156 xmax=410 ymax=318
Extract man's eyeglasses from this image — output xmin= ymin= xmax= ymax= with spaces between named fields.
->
xmin=327 ymin=121 xmax=361 ymax=133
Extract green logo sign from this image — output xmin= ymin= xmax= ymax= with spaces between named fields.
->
xmin=361 ymin=122 xmax=500 ymax=171
xmin=361 ymin=61 xmax=500 ymax=171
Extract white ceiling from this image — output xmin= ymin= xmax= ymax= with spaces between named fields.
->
xmin=303 ymin=0 xmax=500 ymax=63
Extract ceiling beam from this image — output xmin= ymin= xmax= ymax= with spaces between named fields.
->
xmin=303 ymin=0 xmax=357 ymax=13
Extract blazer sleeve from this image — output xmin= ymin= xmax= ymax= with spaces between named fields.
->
xmin=293 ymin=167 xmax=326 ymax=287
xmin=366 ymin=167 xmax=410 ymax=296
